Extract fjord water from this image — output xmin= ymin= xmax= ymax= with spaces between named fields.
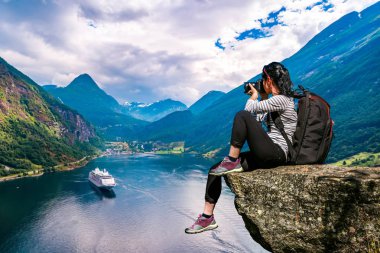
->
xmin=0 ymin=154 xmax=267 ymax=253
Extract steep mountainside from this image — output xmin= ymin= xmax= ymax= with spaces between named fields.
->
xmin=188 ymin=91 xmax=225 ymax=115
xmin=281 ymin=2 xmax=380 ymax=161
xmin=43 ymin=74 xmax=146 ymax=140
xmin=142 ymin=2 xmax=380 ymax=162
xmin=139 ymin=110 xmax=194 ymax=142
xmin=122 ymin=99 xmax=187 ymax=122
xmin=0 ymin=57 xmax=102 ymax=175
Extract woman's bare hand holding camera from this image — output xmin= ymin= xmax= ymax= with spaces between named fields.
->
xmin=248 ymin=83 xmax=258 ymax=100
xmin=248 ymin=83 xmax=268 ymax=100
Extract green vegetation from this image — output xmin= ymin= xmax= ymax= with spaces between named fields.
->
xmin=367 ymin=237 xmax=380 ymax=253
xmin=0 ymin=115 xmax=101 ymax=175
xmin=334 ymin=152 xmax=380 ymax=167
xmin=104 ymin=141 xmax=184 ymax=154
xmin=155 ymin=146 xmax=184 ymax=154
xmin=0 ymin=57 xmax=103 ymax=177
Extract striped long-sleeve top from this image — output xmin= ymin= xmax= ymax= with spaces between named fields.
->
xmin=244 ymin=95 xmax=298 ymax=155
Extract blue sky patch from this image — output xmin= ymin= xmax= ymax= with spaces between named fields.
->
xmin=258 ymin=6 xmax=286 ymax=28
xmin=214 ymin=38 xmax=225 ymax=50
xmin=233 ymin=6 xmax=285 ymax=42
xmin=235 ymin=28 xmax=271 ymax=41
xmin=215 ymin=6 xmax=287 ymax=49
xmin=306 ymin=0 xmax=334 ymax=11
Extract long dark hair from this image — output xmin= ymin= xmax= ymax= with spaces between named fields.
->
xmin=262 ymin=62 xmax=293 ymax=97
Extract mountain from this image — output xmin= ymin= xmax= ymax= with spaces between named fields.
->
xmin=189 ymin=91 xmax=225 ymax=115
xmin=141 ymin=2 xmax=380 ymax=162
xmin=43 ymin=84 xmax=58 ymax=92
xmin=0 ymin=57 xmax=102 ymax=174
xmin=122 ymin=99 xmax=187 ymax=122
xmin=44 ymin=74 xmax=121 ymax=125
xmin=281 ymin=1 xmax=380 ymax=161
xmin=138 ymin=91 xmax=226 ymax=142
xmin=140 ymin=110 xmax=194 ymax=142
xmin=43 ymin=74 xmax=146 ymax=140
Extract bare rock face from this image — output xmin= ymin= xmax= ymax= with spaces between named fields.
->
xmin=225 ymin=165 xmax=380 ymax=253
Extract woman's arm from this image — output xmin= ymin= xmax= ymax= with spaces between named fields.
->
xmin=244 ymin=85 xmax=267 ymax=122
xmin=245 ymin=95 xmax=289 ymax=114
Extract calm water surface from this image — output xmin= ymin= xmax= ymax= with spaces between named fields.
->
xmin=0 ymin=154 xmax=267 ymax=253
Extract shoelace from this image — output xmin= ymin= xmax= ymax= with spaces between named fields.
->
xmin=190 ymin=215 xmax=202 ymax=229
xmin=221 ymin=157 xmax=230 ymax=164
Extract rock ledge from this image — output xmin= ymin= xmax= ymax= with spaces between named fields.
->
xmin=225 ymin=165 xmax=380 ymax=253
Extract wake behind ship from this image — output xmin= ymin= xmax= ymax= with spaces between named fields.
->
xmin=88 ymin=168 xmax=116 ymax=190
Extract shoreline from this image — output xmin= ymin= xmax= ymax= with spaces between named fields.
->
xmin=0 ymin=151 xmax=212 ymax=183
xmin=0 ymin=153 xmax=104 ymax=183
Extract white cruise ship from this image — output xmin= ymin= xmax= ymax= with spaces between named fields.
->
xmin=88 ymin=168 xmax=116 ymax=190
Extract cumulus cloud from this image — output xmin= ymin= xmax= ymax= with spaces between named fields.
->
xmin=0 ymin=0 xmax=377 ymax=105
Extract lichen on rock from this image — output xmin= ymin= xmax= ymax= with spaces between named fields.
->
xmin=225 ymin=165 xmax=380 ymax=253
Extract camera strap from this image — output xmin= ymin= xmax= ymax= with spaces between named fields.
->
xmin=270 ymin=112 xmax=294 ymax=159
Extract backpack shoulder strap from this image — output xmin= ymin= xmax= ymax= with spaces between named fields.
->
xmin=270 ymin=111 xmax=293 ymax=156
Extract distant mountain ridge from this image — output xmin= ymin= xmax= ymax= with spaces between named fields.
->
xmin=122 ymin=99 xmax=187 ymax=122
xmin=44 ymin=75 xmax=190 ymax=140
xmin=0 ymin=57 xmax=102 ymax=174
xmin=43 ymin=74 xmax=147 ymax=140
xmin=139 ymin=90 xmax=225 ymax=141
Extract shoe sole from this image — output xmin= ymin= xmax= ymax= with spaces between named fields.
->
xmin=185 ymin=223 xmax=218 ymax=234
xmin=209 ymin=167 xmax=244 ymax=176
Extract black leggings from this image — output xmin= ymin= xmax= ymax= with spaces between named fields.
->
xmin=205 ymin=110 xmax=286 ymax=204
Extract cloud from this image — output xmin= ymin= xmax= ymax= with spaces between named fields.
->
xmin=78 ymin=1 xmax=149 ymax=22
xmin=0 ymin=0 xmax=377 ymax=105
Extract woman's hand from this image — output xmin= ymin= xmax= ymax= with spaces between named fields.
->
xmin=247 ymin=84 xmax=268 ymax=100
xmin=248 ymin=83 xmax=258 ymax=100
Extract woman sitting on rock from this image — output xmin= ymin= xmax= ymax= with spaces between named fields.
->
xmin=185 ymin=62 xmax=298 ymax=234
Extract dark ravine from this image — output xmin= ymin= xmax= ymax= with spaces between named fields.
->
xmin=225 ymin=165 xmax=380 ymax=253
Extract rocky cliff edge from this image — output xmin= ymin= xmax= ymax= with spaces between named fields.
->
xmin=225 ymin=165 xmax=380 ymax=253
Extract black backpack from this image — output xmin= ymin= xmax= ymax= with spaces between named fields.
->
xmin=271 ymin=86 xmax=334 ymax=164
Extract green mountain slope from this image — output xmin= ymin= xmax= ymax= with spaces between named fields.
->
xmin=189 ymin=91 xmax=225 ymax=115
xmin=334 ymin=152 xmax=380 ymax=167
xmin=282 ymin=2 xmax=380 ymax=161
xmin=0 ymin=57 xmax=103 ymax=175
xmin=140 ymin=110 xmax=194 ymax=142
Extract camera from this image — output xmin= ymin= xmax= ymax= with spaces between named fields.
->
xmin=243 ymin=79 xmax=265 ymax=94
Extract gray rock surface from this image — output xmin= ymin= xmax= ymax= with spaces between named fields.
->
xmin=225 ymin=165 xmax=380 ymax=253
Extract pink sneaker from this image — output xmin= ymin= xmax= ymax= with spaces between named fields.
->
xmin=185 ymin=214 xmax=218 ymax=234
xmin=209 ymin=156 xmax=243 ymax=176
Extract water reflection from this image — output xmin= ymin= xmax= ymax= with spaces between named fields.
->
xmin=0 ymin=154 xmax=267 ymax=253
xmin=89 ymin=183 xmax=116 ymax=199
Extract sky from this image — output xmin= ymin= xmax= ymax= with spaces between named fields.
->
xmin=0 ymin=0 xmax=377 ymax=106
